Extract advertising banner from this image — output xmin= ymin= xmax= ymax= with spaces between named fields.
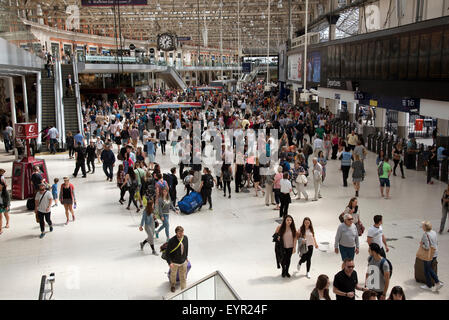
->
xmin=135 ymin=102 xmax=202 ymax=110
xmin=287 ymin=53 xmax=302 ymax=82
xmin=14 ymin=123 xmax=39 ymax=140
xmin=81 ymin=0 xmax=147 ymax=6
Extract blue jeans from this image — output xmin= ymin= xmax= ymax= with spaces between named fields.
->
xmin=50 ymin=138 xmax=57 ymax=153
xmin=339 ymin=245 xmax=355 ymax=261
xmin=156 ymin=213 xmax=169 ymax=240
xmin=424 ymin=257 xmax=439 ymax=288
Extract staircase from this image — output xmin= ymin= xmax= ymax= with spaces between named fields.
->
xmin=61 ymin=64 xmax=80 ymax=137
xmin=40 ymin=70 xmax=57 ymax=138
xmin=158 ymin=66 xmax=187 ymax=90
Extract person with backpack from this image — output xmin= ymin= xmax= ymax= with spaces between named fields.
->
xmin=183 ymin=170 xmax=194 ymax=197
xmin=166 ymin=168 xmax=178 ymax=205
xmin=86 ymin=140 xmax=97 ymax=174
xmin=378 ymin=156 xmax=392 ymax=199
xmin=166 ymin=226 xmax=189 ymax=293
xmin=365 ymin=243 xmax=391 ymax=300
xmin=222 ymin=164 xmax=233 ymax=199
xmin=200 ymin=167 xmax=215 ymax=211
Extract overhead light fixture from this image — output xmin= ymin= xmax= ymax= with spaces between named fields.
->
xmin=156 ymin=3 xmax=161 ymax=11
xmin=277 ymin=0 xmax=282 ymax=8
xmin=261 ymin=12 xmax=265 ymax=19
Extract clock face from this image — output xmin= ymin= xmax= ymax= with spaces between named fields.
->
xmin=158 ymin=34 xmax=175 ymax=51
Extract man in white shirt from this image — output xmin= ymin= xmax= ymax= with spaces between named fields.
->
xmin=48 ymin=126 xmax=59 ymax=154
xmin=311 ymin=158 xmax=323 ymax=201
xmin=34 ymin=183 xmax=54 ymax=239
xmin=96 ymin=137 xmax=105 ymax=163
xmin=367 ymin=215 xmax=389 ymax=258
xmin=313 ymin=137 xmax=324 ymax=157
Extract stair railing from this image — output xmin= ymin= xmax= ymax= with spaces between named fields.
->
xmin=73 ymin=61 xmax=84 ymax=135
xmin=54 ymin=61 xmax=66 ymax=149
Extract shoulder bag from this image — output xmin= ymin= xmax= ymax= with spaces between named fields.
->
xmin=297 ymin=237 xmax=308 ymax=256
xmin=35 ymin=191 xmax=48 ymax=223
xmin=416 ymin=233 xmax=436 ymax=261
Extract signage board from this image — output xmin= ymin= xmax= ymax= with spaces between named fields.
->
xmin=135 ymin=102 xmax=202 ymax=110
xmin=177 ymin=37 xmax=191 ymax=41
xmin=81 ymin=0 xmax=147 ymax=6
xmin=287 ymin=53 xmax=303 ymax=82
xmin=14 ymin=123 xmax=38 ymax=140
xmin=85 ymin=55 xmax=136 ymax=63
xmin=242 ymin=62 xmax=251 ymax=74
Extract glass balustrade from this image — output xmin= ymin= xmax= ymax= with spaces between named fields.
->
xmin=165 ymin=270 xmax=240 ymax=300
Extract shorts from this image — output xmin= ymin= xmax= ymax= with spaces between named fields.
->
xmin=62 ymin=199 xmax=73 ymax=205
xmin=52 ymin=192 xmax=58 ymax=200
xmin=0 ymin=207 xmax=7 ymax=214
xmin=339 ymin=245 xmax=355 ymax=261
xmin=148 ymin=154 xmax=155 ymax=163
xmin=245 ymin=164 xmax=253 ymax=174
xmin=379 ymin=178 xmax=390 ymax=187
xmin=115 ymin=136 xmax=121 ymax=145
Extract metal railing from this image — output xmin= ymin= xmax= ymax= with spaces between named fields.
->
xmin=164 ymin=270 xmax=240 ymax=300
xmin=38 ymin=273 xmax=55 ymax=300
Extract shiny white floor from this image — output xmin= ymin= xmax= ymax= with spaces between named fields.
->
xmin=0 ymin=145 xmax=448 ymax=300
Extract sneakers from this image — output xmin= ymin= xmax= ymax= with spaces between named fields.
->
xmin=420 ymin=285 xmax=432 ymax=290
xmin=50 ymin=226 xmax=53 ymax=232
xmin=209 ymin=207 xmax=213 ymax=211
xmin=152 ymin=250 xmax=159 ymax=256
xmin=39 ymin=233 xmax=45 ymax=239
xmin=228 ymin=195 xmax=231 ymax=199
xmin=170 ymin=286 xmax=176 ymax=293
xmin=434 ymin=282 xmax=444 ymax=292
xmin=140 ymin=242 xmax=144 ymax=251
xmin=286 ymin=272 xmax=291 ymax=278
xmin=306 ymin=272 xmax=311 ymax=279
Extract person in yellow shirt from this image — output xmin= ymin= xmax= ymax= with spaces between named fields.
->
xmin=347 ymin=130 xmax=359 ymax=151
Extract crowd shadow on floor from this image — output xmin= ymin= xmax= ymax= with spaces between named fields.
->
xmin=4 ymin=234 xmax=37 ymax=242
xmin=129 ymin=281 xmax=173 ymax=300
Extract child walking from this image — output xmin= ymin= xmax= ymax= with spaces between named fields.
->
xmin=51 ymin=178 xmax=59 ymax=207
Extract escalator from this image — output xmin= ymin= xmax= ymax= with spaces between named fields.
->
xmin=158 ymin=66 xmax=187 ymax=90
xmin=60 ymin=64 xmax=80 ymax=136
xmin=40 ymin=70 xmax=56 ymax=142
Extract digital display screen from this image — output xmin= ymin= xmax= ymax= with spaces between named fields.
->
xmin=307 ymin=51 xmax=321 ymax=83
xmin=288 ymin=53 xmax=303 ymax=82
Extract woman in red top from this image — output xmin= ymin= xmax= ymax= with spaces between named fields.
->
xmin=59 ymin=177 xmax=76 ymax=224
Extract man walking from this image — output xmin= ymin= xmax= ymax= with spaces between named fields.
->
xmin=367 ymin=215 xmax=389 ymax=258
xmin=101 ymin=144 xmax=116 ymax=182
xmin=378 ymin=156 xmax=392 ymax=199
xmin=365 ymin=243 xmax=391 ymax=300
xmin=73 ymin=142 xmax=87 ymax=178
xmin=34 ymin=183 xmax=54 ymax=239
xmin=167 ymin=226 xmax=189 ymax=293
xmin=86 ymin=140 xmax=96 ymax=174
xmin=47 ymin=125 xmax=59 ymax=154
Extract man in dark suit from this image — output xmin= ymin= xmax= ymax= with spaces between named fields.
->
xmin=65 ymin=74 xmax=73 ymax=97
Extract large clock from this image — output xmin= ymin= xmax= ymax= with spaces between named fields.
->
xmin=157 ymin=33 xmax=176 ymax=51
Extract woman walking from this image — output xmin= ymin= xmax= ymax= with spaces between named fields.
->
xmin=324 ymin=135 xmax=332 ymax=161
xmin=344 ymin=197 xmax=364 ymax=236
xmin=317 ymin=151 xmax=327 ymax=183
xmin=117 ymin=164 xmax=126 ymax=203
xmin=222 ymin=164 xmax=232 ymax=199
xmin=139 ymin=199 xmax=158 ymax=255
xmin=419 ymin=221 xmax=444 ymax=291
xmin=393 ymin=143 xmax=405 ymax=179
xmin=294 ymin=162 xmax=309 ymax=201
xmin=122 ymin=168 xmax=140 ymax=212
xmin=339 ymin=146 xmax=353 ymax=187
xmin=352 ymin=154 xmax=364 ymax=197
xmin=297 ymin=217 xmax=319 ymax=279
xmin=59 ymin=177 xmax=76 ymax=224
xmin=310 ymin=275 xmax=331 ymax=300
xmin=0 ymin=182 xmax=10 ymax=234
xmin=331 ymin=133 xmax=339 ymax=160
xmin=155 ymin=188 xmax=180 ymax=242
xmin=273 ymin=166 xmax=283 ymax=211
xmin=253 ymin=158 xmax=265 ymax=197
xmin=279 ymin=172 xmax=292 ymax=219
xmin=274 ymin=215 xmax=297 ymax=278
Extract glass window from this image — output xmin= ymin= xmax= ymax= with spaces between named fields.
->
xmin=340 ymin=44 xmax=347 ymax=78
xmin=442 ymin=29 xmax=449 ymax=79
xmin=361 ymin=42 xmax=368 ymax=79
xmin=374 ymin=40 xmax=382 ymax=79
xmin=355 ymin=44 xmax=361 ymax=78
xmin=381 ymin=39 xmax=390 ymax=80
xmin=408 ymin=35 xmax=419 ymax=79
xmin=389 ymin=37 xmax=399 ymax=80
xmin=399 ymin=35 xmax=409 ymax=80
xmin=367 ymin=41 xmax=375 ymax=78
xmin=418 ymin=33 xmax=430 ymax=79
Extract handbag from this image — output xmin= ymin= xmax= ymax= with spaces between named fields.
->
xmin=356 ymin=221 xmax=365 ymax=236
xmin=297 ymin=238 xmax=308 ymax=256
xmin=416 ymin=233 xmax=436 ymax=262
xmin=35 ymin=191 xmax=48 ymax=223
xmin=296 ymin=174 xmax=307 ymax=184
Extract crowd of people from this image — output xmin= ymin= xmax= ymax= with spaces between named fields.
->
xmin=0 ymin=81 xmax=446 ymax=298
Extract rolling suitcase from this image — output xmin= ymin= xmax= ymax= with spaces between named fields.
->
xmin=167 ymin=261 xmax=192 ymax=282
xmin=177 ymin=191 xmax=203 ymax=214
xmin=414 ymin=257 xmax=438 ymax=285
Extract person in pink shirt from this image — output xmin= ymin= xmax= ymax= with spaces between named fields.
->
xmin=273 ymin=166 xmax=283 ymax=211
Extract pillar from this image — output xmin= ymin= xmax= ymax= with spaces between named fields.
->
xmin=36 ymin=71 xmax=42 ymax=147
xmin=397 ymin=111 xmax=410 ymax=139
xmin=375 ymin=107 xmax=386 ymax=132
xmin=21 ymin=76 xmax=29 ymax=122
xmin=319 ymin=97 xmax=326 ymax=110
xmin=8 ymin=77 xmax=18 ymax=158
xmin=131 ymin=73 xmax=134 ymax=87
xmin=102 ymin=74 xmax=106 ymax=89
xmin=348 ymin=102 xmax=357 ymax=122
xmin=437 ymin=119 xmax=449 ymax=136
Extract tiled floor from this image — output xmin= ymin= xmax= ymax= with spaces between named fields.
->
xmin=0 ymin=144 xmax=448 ymax=300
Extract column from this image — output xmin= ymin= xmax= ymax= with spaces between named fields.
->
xmin=21 ymin=76 xmax=29 ymax=122
xmin=102 ymin=74 xmax=106 ymax=89
xmin=348 ymin=102 xmax=357 ymax=122
xmin=131 ymin=73 xmax=134 ymax=87
xmin=36 ymin=71 xmax=42 ymax=148
xmin=437 ymin=119 xmax=449 ymax=136
xmin=8 ymin=77 xmax=18 ymax=158
xmin=319 ymin=97 xmax=326 ymax=110
xmin=375 ymin=107 xmax=386 ymax=132
xmin=293 ymin=89 xmax=297 ymax=105
xmin=397 ymin=111 xmax=410 ymax=139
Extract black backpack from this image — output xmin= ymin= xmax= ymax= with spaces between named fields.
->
xmin=204 ymin=174 xmax=214 ymax=189
xmin=163 ymin=173 xmax=172 ymax=188
xmin=369 ymin=256 xmax=393 ymax=278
